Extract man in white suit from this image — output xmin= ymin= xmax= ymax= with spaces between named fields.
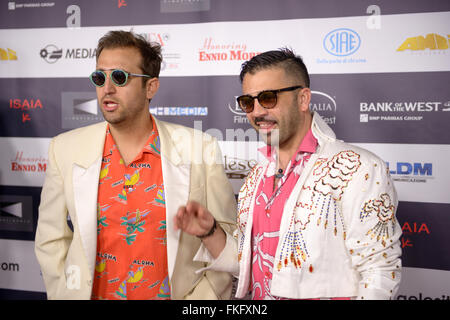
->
xmin=176 ymin=48 xmax=402 ymax=300
xmin=35 ymin=31 xmax=236 ymax=300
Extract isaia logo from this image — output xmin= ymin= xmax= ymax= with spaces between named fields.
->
xmin=9 ymin=98 xmax=43 ymax=123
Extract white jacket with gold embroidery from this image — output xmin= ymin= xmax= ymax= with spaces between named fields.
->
xmin=196 ymin=112 xmax=402 ymax=300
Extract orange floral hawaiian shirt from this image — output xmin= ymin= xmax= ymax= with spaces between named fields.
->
xmin=91 ymin=117 xmax=170 ymax=300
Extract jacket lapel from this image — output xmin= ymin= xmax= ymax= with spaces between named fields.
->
xmin=72 ymin=122 xmax=107 ymax=279
xmin=154 ymin=117 xmax=191 ymax=280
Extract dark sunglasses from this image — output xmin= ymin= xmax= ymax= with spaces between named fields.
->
xmin=236 ymin=85 xmax=303 ymax=113
xmin=89 ymin=69 xmax=151 ymax=87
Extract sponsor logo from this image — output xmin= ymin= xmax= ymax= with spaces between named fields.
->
xmin=160 ymin=0 xmax=210 ymax=13
xmin=228 ymin=90 xmax=337 ymax=125
xmin=397 ymin=293 xmax=449 ymax=300
xmin=323 ymin=28 xmax=361 ymax=57
xmin=397 ymin=33 xmax=450 ymax=52
xmin=150 ymin=106 xmax=208 ymax=116
xmin=40 ymin=44 xmax=96 ymax=64
xmin=61 ymin=92 xmax=103 ymax=129
xmin=359 ymin=100 xmax=449 ymax=122
xmin=224 ymin=155 xmax=257 ymax=179
xmin=228 ymin=97 xmax=249 ymax=124
xmin=386 ymin=161 xmax=433 ymax=183
xmin=199 ymin=37 xmax=260 ymax=62
xmin=0 ymin=48 xmax=17 ymax=60
xmin=310 ymin=91 xmax=337 ymax=125
xmin=8 ymin=2 xmax=55 ymax=10
xmin=318 ymin=28 xmax=366 ymax=64
xmin=401 ymin=220 xmax=431 ymax=249
xmin=11 ymin=151 xmax=47 ymax=173
xmin=9 ymin=98 xmax=43 ymax=123
xmin=0 ymin=261 xmax=20 ymax=272
xmin=0 ymin=195 xmax=33 ymax=232
xmin=40 ymin=44 xmax=62 ymax=64
xmin=139 ymin=32 xmax=180 ymax=72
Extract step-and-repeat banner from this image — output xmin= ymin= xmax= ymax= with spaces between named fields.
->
xmin=1 ymin=0 xmax=449 ymax=300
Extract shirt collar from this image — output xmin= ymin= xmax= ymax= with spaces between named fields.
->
xmin=103 ymin=116 xmax=161 ymax=159
xmin=258 ymin=128 xmax=318 ymax=161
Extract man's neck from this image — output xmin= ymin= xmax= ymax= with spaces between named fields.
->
xmin=277 ymin=117 xmax=312 ymax=171
xmin=109 ymin=114 xmax=154 ymax=166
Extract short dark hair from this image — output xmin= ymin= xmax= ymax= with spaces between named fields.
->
xmin=96 ymin=30 xmax=162 ymax=80
xmin=239 ymin=48 xmax=310 ymax=88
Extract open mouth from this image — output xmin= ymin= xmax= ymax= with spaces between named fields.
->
xmin=255 ymin=119 xmax=277 ymax=131
xmin=102 ymin=100 xmax=119 ymax=112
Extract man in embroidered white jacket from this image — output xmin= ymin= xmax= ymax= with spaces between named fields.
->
xmin=175 ymin=48 xmax=402 ymax=300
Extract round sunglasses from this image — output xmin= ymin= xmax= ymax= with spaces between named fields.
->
xmin=236 ymin=85 xmax=303 ymax=113
xmin=89 ymin=69 xmax=151 ymax=87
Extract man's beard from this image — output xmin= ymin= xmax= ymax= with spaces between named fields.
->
xmin=258 ymin=128 xmax=280 ymax=148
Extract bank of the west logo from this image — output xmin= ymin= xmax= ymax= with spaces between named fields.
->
xmin=40 ymin=44 xmax=62 ymax=63
xmin=397 ymin=33 xmax=450 ymax=51
xmin=323 ymin=28 xmax=361 ymax=56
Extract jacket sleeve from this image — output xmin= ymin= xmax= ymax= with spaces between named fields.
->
xmin=34 ymin=137 xmax=73 ymax=299
xmin=344 ymin=155 xmax=402 ymax=300
xmin=188 ymin=137 xmax=239 ymax=298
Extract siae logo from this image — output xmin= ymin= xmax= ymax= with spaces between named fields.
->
xmin=397 ymin=33 xmax=450 ymax=51
xmin=323 ymin=28 xmax=361 ymax=57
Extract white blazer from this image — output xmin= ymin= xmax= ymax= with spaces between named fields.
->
xmin=35 ymin=117 xmax=237 ymax=300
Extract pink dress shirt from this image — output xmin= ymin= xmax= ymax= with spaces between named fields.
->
xmin=251 ymin=130 xmax=317 ymax=300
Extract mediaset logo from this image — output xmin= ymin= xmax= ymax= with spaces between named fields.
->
xmin=199 ymin=37 xmax=260 ymax=62
xmin=40 ymin=44 xmax=96 ymax=64
xmin=150 ymin=106 xmax=208 ymax=116
xmin=397 ymin=33 xmax=450 ymax=52
xmin=0 ymin=48 xmax=17 ymax=60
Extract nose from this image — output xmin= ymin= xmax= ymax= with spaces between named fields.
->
xmin=251 ymin=98 xmax=268 ymax=117
xmin=103 ymin=74 xmax=116 ymax=94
